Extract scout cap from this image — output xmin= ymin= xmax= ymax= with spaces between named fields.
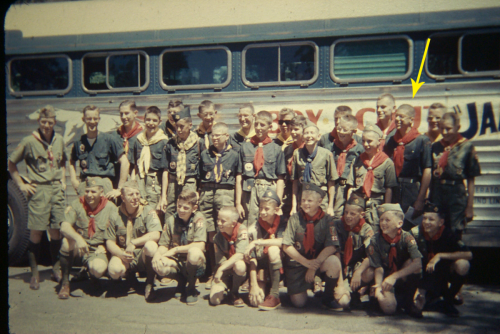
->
xmin=262 ymin=187 xmax=281 ymax=206
xmin=423 ymin=201 xmax=443 ymax=214
xmin=39 ymin=105 xmax=56 ymax=119
xmin=346 ymin=194 xmax=366 ymax=210
xmin=363 ymin=122 xmax=383 ymax=138
xmin=377 ymin=203 xmax=403 ymax=216
xmin=173 ymin=106 xmax=191 ymax=122
xmin=302 ymin=182 xmax=326 ymax=199
xmin=121 ymin=180 xmax=140 ymax=190
xmin=85 ymin=177 xmax=105 ymax=189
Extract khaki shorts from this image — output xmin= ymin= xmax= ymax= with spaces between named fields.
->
xmin=28 ymin=182 xmax=65 ymax=231
xmin=77 ymin=177 xmax=113 ymax=196
xmin=284 ymin=264 xmax=323 ymax=296
xmin=199 ymin=187 xmax=235 ymax=232
xmin=138 ymin=172 xmax=162 ymax=208
xmin=73 ymin=247 xmax=109 ymax=268
xmin=164 ymin=256 xmax=206 ymax=280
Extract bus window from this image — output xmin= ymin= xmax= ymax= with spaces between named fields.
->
xmin=160 ymin=46 xmax=231 ymax=91
xmin=82 ymin=51 xmax=149 ymax=93
xmin=242 ymin=41 xmax=318 ymax=87
xmin=460 ymin=32 xmax=500 ymax=74
xmin=426 ymin=33 xmax=461 ymax=78
xmin=331 ymin=36 xmax=412 ymax=84
xmin=8 ymin=55 xmax=71 ymax=96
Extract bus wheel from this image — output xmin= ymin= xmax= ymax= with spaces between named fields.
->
xmin=8 ymin=180 xmax=30 ymax=266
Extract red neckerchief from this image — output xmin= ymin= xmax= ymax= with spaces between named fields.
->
xmin=287 ymin=142 xmax=305 ymax=175
xmin=301 ymin=208 xmax=325 ymax=257
xmin=334 ymin=138 xmax=357 ymax=176
xmin=330 ymin=127 xmax=340 ymax=142
xmin=392 ymin=128 xmax=420 ymax=177
xmin=382 ymin=229 xmax=402 ymax=275
xmin=258 ymin=214 xmax=281 ymax=254
xmin=118 ymin=121 xmax=143 ymax=152
xmin=250 ymin=135 xmax=272 ymax=177
xmin=342 ymin=216 xmax=366 ymax=267
xmin=376 ymin=118 xmax=396 ymax=148
xmin=222 ymin=223 xmax=241 ymax=257
xmin=438 ymin=135 xmax=466 ymax=171
xmin=360 ymin=151 xmax=389 ymax=198
xmin=79 ymin=196 xmax=109 ymax=239
xmin=423 ymin=225 xmax=445 ymax=261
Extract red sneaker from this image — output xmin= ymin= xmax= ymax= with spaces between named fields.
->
xmin=258 ymin=295 xmax=281 ymax=311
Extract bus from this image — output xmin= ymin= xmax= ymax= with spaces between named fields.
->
xmin=5 ymin=0 xmax=500 ymax=264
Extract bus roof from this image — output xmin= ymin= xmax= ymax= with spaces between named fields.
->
xmin=5 ymin=0 xmax=500 ymax=54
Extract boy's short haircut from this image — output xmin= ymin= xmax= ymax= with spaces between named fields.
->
xmin=290 ymin=115 xmax=308 ymax=129
xmin=397 ymin=104 xmax=416 ymax=118
xmin=178 ymin=189 xmax=198 ymax=206
xmin=119 ymin=100 xmax=137 ymax=111
xmin=145 ymin=106 xmax=162 ymax=119
xmin=38 ymin=105 xmax=56 ymax=119
xmin=259 ymin=197 xmax=279 ymax=208
xmin=429 ymin=102 xmax=446 ymax=111
xmin=219 ymin=206 xmax=240 ymax=223
xmin=441 ymin=112 xmax=460 ymax=127
xmin=255 ymin=110 xmax=273 ymax=125
xmin=168 ymin=99 xmax=184 ymax=110
xmin=377 ymin=93 xmax=396 ymax=104
xmin=301 ymin=190 xmax=323 ymax=201
xmin=239 ymin=104 xmax=255 ymax=114
xmin=82 ymin=105 xmax=100 ymax=116
xmin=339 ymin=114 xmax=358 ymax=130
xmin=334 ymin=105 xmax=352 ymax=115
xmin=383 ymin=210 xmax=405 ymax=222
xmin=303 ymin=122 xmax=320 ymax=133
xmin=279 ymin=107 xmax=296 ymax=119
xmin=198 ymin=100 xmax=215 ymax=113
xmin=212 ymin=122 xmax=228 ymax=134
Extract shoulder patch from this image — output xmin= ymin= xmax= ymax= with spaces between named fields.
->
xmin=405 ymin=235 xmax=416 ymax=245
xmin=368 ymin=244 xmax=375 ymax=256
xmin=366 ymin=229 xmax=374 ymax=238
xmin=195 ymin=218 xmax=204 ymax=228
xmin=148 ymin=209 xmax=159 ymax=220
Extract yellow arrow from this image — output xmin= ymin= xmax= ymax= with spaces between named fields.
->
xmin=411 ymin=38 xmax=431 ymax=98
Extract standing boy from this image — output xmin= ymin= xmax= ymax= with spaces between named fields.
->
xmin=425 ymin=103 xmax=446 ymax=143
xmin=319 ymin=105 xmax=361 ymax=150
xmin=229 ymin=105 xmax=256 ymax=149
xmin=159 ymin=99 xmax=184 ymax=139
xmin=115 ymin=100 xmax=143 ymax=154
xmin=8 ymin=106 xmax=67 ymax=289
xmin=375 ymin=94 xmax=397 ymax=148
xmin=195 ymin=100 xmax=217 ymax=151
xmin=209 ymin=207 xmax=249 ymax=307
xmin=273 ymin=107 xmax=296 ymax=149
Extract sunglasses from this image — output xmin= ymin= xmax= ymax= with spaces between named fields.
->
xmin=278 ymin=120 xmax=292 ymax=126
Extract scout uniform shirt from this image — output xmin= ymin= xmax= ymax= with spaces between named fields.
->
xmin=105 ymin=205 xmax=162 ymax=249
xmin=196 ymin=126 xmax=213 ymax=152
xmin=159 ymin=211 xmax=207 ymax=261
xmin=128 ymin=137 xmax=169 ymax=173
xmin=385 ymin=134 xmax=432 ymax=179
xmin=9 ymin=130 xmax=67 ymax=183
xmin=159 ymin=120 xmax=177 ymax=140
xmin=249 ymin=216 xmax=288 ymax=260
xmin=431 ymin=140 xmax=480 ymax=182
xmin=331 ymin=141 xmax=365 ymax=181
xmin=71 ymin=132 xmax=124 ymax=179
xmin=163 ymin=134 xmax=200 ymax=180
xmin=229 ymin=131 xmax=252 ymax=150
xmin=367 ymin=231 xmax=422 ymax=273
xmin=282 ymin=211 xmax=339 ymax=267
xmin=237 ymin=141 xmax=286 ymax=192
xmin=213 ymin=224 xmax=249 ymax=267
xmin=347 ymin=156 xmax=397 ymax=200
xmin=291 ymin=146 xmax=339 ymax=186
xmin=319 ymin=131 xmax=362 ymax=152
xmin=199 ymin=144 xmax=240 ymax=186
xmin=64 ymin=198 xmax=119 ymax=247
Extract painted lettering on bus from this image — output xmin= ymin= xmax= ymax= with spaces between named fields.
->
xmin=473 ymin=197 xmax=500 ymax=205
xmin=475 ymin=186 xmax=500 ymax=194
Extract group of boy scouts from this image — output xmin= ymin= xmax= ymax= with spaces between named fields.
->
xmin=8 ymin=93 xmax=480 ymax=318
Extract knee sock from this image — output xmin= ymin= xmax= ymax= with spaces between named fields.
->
xmin=186 ymin=262 xmax=198 ymax=292
xmin=145 ymin=255 xmax=156 ymax=286
xmin=50 ymin=239 xmax=62 ymax=272
xmin=59 ymin=250 xmax=73 ymax=285
xmin=269 ymin=260 xmax=282 ymax=299
xmin=403 ymin=273 xmax=420 ymax=309
xmin=446 ymin=272 xmax=466 ymax=302
xmin=207 ymin=242 xmax=216 ymax=276
xmin=323 ymin=276 xmax=340 ymax=303
xmin=231 ymin=273 xmax=246 ymax=297
xmin=28 ymin=241 xmax=41 ymax=277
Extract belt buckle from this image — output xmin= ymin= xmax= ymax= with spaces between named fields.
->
xmin=440 ymin=179 xmax=446 ymax=184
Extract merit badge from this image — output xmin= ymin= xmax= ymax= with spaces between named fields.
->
xmin=170 ymin=162 xmax=176 ymax=169
xmin=294 ymin=241 xmax=302 ymax=250
xmin=206 ymin=171 xmax=211 ymax=179
xmin=245 ymin=163 xmax=253 ymax=171
xmin=81 ymin=160 xmax=87 ymax=168
xmin=80 ymin=144 xmax=85 ymax=153
xmin=39 ymin=164 xmax=47 ymax=172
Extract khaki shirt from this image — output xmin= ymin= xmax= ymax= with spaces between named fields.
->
xmin=213 ymin=224 xmax=250 ymax=266
xmin=64 ymin=199 xmax=118 ymax=247
xmin=347 ymin=157 xmax=397 ymax=196
xmin=333 ymin=219 xmax=374 ymax=269
xmin=291 ymin=146 xmax=339 ymax=186
xmin=367 ymin=231 xmax=422 ymax=270
xmin=9 ymin=131 xmax=67 ymax=183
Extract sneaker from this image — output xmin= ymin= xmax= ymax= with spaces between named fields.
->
xmin=322 ymin=298 xmax=344 ymax=311
xmin=258 ymin=295 xmax=281 ymax=311
xmin=159 ymin=277 xmax=173 ymax=286
xmin=240 ymin=280 xmax=249 ymax=292
xmin=145 ymin=284 xmax=155 ymax=302
xmin=229 ymin=294 xmax=245 ymax=308
xmin=205 ymin=276 xmax=214 ymax=290
xmin=174 ymin=284 xmax=186 ymax=300
xmin=442 ymin=301 xmax=460 ymax=317
xmin=186 ymin=289 xmax=199 ymax=305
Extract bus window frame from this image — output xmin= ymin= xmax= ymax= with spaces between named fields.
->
xmin=458 ymin=29 xmax=500 ymax=77
xmin=7 ymin=54 xmax=73 ymax=97
xmin=81 ymin=50 xmax=150 ymax=94
xmin=424 ymin=31 xmax=464 ymax=80
xmin=159 ymin=46 xmax=232 ymax=91
xmin=241 ymin=41 xmax=319 ymax=88
xmin=330 ymin=35 xmax=413 ymax=84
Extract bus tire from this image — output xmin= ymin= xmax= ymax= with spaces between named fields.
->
xmin=8 ymin=180 xmax=30 ymax=266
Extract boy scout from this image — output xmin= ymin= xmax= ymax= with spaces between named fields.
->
xmin=8 ymin=106 xmax=67 ymax=289
xmin=384 ymin=104 xmax=432 ymax=223
xmin=273 ymin=107 xmax=296 ymax=149
xmin=282 ymin=184 xmax=347 ymax=310
xmin=57 ymin=177 xmax=119 ymax=299
xmin=430 ymin=112 xmax=480 ymax=237
xmin=282 ymin=115 xmax=308 ymax=218
xmin=333 ymin=195 xmax=375 ymax=306
xmin=152 ymin=189 xmax=207 ymax=305
xmin=329 ymin=115 xmax=364 ymax=218
xmin=319 ymin=105 xmax=361 ymax=150
xmin=347 ymin=124 xmax=397 ymax=213
xmin=291 ymin=123 xmax=338 ymax=217
xmin=229 ymin=104 xmax=256 ymax=149
xmin=366 ymin=203 xmax=423 ymax=317
xmin=195 ymin=100 xmax=217 ymax=151
xmin=69 ymin=105 xmax=130 ymax=199
xmin=106 ymin=181 xmax=162 ymax=301
xmin=210 ymin=207 xmax=249 ymax=307
xmin=115 ymin=100 xmax=143 ymax=154
xmin=161 ymin=106 xmax=200 ymax=219
xmin=425 ymin=103 xmax=446 ymax=143
xmin=375 ymin=94 xmax=397 ymax=148
xmin=128 ymin=106 xmax=169 ymax=208
xmin=198 ymin=122 xmax=240 ymax=289
xmin=159 ymin=99 xmax=184 ymax=139
xmin=411 ymin=202 xmax=472 ymax=317
xmin=235 ymin=110 xmax=286 ymax=228
xmin=244 ymin=189 xmax=287 ymax=310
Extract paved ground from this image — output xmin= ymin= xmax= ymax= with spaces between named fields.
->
xmin=8 ymin=265 xmax=500 ymax=334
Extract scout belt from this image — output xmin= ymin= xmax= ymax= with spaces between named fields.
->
xmin=201 ymin=182 xmax=234 ymax=190
xmin=397 ymin=177 xmax=419 ymax=184
xmin=435 ymin=179 xmax=462 ymax=185
xmin=31 ymin=180 xmax=61 ymax=185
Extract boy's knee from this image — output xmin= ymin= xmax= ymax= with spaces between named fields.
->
xmin=89 ymin=259 xmax=107 ymax=278
xmin=60 ymin=238 xmax=72 ymax=252
xmin=267 ymin=246 xmax=280 ymax=262
xmin=108 ymin=260 xmax=125 ymax=280
xmin=453 ymin=259 xmax=470 ymax=276
xmin=361 ymin=267 xmax=375 ymax=282
xmin=187 ymin=247 xmax=204 ymax=263
xmin=233 ymin=260 xmax=246 ymax=276
xmin=290 ymin=293 xmax=308 ymax=308
xmin=210 ymin=289 xmax=225 ymax=306
xmin=338 ymin=294 xmax=351 ymax=308
xmin=143 ymin=241 xmax=158 ymax=257
xmin=323 ymin=255 xmax=341 ymax=276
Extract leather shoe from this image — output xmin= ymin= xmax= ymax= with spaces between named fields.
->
xmin=145 ymin=284 xmax=155 ymax=302
xmin=58 ymin=283 xmax=70 ymax=299
xmin=30 ymin=276 xmax=40 ymax=290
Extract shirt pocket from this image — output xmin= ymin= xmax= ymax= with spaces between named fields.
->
xmin=404 ymin=149 xmax=420 ymax=166
xmin=150 ymin=150 xmax=163 ymax=170
xmin=262 ymin=150 xmax=277 ymax=176
xmin=372 ymin=170 xmax=385 ymax=192
xmin=36 ymin=155 xmax=49 ymax=173
xmin=95 ymin=152 xmax=108 ymax=167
